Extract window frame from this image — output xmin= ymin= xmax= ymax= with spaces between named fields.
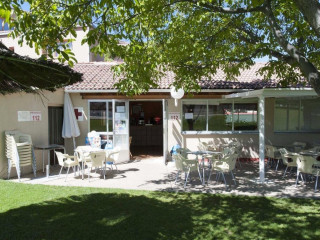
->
xmin=274 ymin=97 xmax=320 ymax=133
xmin=88 ymin=100 xmax=113 ymax=136
xmin=181 ymin=99 xmax=259 ymax=135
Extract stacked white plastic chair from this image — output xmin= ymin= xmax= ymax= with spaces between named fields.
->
xmin=5 ymin=131 xmax=36 ymax=181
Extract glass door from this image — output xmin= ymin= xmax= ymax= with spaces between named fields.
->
xmin=113 ymin=100 xmax=129 ymax=162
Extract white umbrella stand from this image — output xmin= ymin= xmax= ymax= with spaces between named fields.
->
xmin=62 ymin=92 xmax=80 ymax=150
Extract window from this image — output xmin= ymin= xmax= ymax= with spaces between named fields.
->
xmin=233 ymin=102 xmax=258 ymax=130
xmin=208 ymin=101 xmax=232 ymax=131
xmin=53 ymin=40 xmax=73 ymax=58
xmin=89 ymin=101 xmax=113 ymax=132
xmin=274 ymin=97 xmax=320 ymax=132
xmin=182 ymin=101 xmax=207 ymax=131
xmin=182 ymin=99 xmax=258 ymax=133
xmin=89 ymin=101 xmax=113 ymax=148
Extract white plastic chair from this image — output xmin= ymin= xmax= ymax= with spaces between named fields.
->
xmin=85 ymin=151 xmax=106 ymax=180
xmin=5 ymin=131 xmax=36 ymax=181
xmin=209 ymin=153 xmax=238 ymax=190
xmin=55 ymin=151 xmax=80 ymax=181
xmin=278 ymin=148 xmax=298 ymax=178
xmin=295 ymin=155 xmax=319 ymax=191
xmin=105 ymin=150 xmax=120 ymax=173
xmin=173 ymin=153 xmax=202 ymax=188
xmin=265 ymin=145 xmax=281 ymax=171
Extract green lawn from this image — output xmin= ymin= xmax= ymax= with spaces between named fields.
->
xmin=1 ymin=180 xmax=319 ymax=240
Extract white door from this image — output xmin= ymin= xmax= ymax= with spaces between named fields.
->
xmin=163 ymin=99 xmax=168 ymax=164
xmin=113 ymin=100 xmax=130 ymax=162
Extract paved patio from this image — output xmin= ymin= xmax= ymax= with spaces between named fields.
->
xmin=9 ymin=157 xmax=320 ymax=198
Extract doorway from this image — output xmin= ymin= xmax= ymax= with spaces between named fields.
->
xmin=48 ymin=106 xmax=64 ymax=164
xmin=129 ymin=101 xmax=163 ymax=158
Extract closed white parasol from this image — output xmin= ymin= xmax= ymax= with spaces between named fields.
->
xmin=62 ymin=92 xmax=80 ymax=149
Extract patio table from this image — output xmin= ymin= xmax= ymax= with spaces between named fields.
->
xmin=299 ymin=150 xmax=320 ymax=157
xmin=187 ymin=150 xmax=221 ymax=184
xmin=34 ymin=144 xmax=65 ymax=175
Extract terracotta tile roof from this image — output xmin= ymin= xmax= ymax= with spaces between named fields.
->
xmin=66 ymin=62 xmax=306 ymax=91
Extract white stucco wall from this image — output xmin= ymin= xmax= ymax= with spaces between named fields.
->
xmin=0 ymin=89 xmax=64 ymax=178
xmin=0 ymin=28 xmax=91 ymax=62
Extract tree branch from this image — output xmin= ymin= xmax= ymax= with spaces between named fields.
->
xmin=264 ymin=0 xmax=320 ymax=93
xmin=176 ymin=0 xmax=266 ymax=14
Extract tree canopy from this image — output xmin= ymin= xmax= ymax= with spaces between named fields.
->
xmin=1 ymin=0 xmax=320 ymax=95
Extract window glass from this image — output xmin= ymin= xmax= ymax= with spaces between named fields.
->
xmin=288 ymin=100 xmax=300 ymax=131
xmin=274 ymin=99 xmax=288 ymax=131
xmin=108 ymin=102 xmax=113 ymax=132
xmin=300 ymin=98 xmax=320 ymax=131
xmin=208 ymin=102 xmax=232 ymax=131
xmin=182 ymin=102 xmax=207 ymax=131
xmin=234 ymin=103 xmax=258 ymax=130
xmin=274 ymin=97 xmax=320 ymax=132
xmin=90 ymin=102 xmax=107 ymax=132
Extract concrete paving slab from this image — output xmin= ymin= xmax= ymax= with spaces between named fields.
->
xmin=8 ymin=158 xmax=320 ymax=199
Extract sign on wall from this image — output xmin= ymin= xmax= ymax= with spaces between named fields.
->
xmin=168 ymin=112 xmax=180 ymax=121
xmin=74 ymin=107 xmax=84 ymax=121
xmin=18 ymin=111 xmax=42 ymax=122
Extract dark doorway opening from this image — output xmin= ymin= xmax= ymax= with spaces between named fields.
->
xmin=48 ymin=106 xmax=64 ymax=165
xmin=129 ymin=101 xmax=163 ymax=159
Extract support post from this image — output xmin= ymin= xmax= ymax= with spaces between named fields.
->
xmin=258 ymin=96 xmax=265 ymax=183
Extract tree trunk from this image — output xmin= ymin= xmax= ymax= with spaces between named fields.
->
xmin=294 ymin=0 xmax=320 ymax=37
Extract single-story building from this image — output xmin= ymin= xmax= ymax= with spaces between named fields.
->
xmin=1 ymin=62 xmax=319 ymax=182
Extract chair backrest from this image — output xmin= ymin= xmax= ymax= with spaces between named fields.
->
xmin=198 ymin=142 xmax=208 ymax=151
xmin=292 ymin=142 xmax=307 ymax=152
xmin=55 ymin=151 xmax=67 ymax=166
xmin=107 ymin=150 xmax=120 ymax=163
xmin=218 ymin=153 xmax=238 ymax=171
xmin=90 ymin=151 xmax=106 ymax=167
xmin=5 ymin=132 xmax=32 ymax=166
xmin=177 ymin=148 xmax=190 ymax=158
xmin=173 ymin=154 xmax=195 ymax=172
xmin=265 ymin=145 xmax=279 ymax=158
xmin=173 ymin=154 xmax=185 ymax=171
xmin=222 ymin=146 xmax=236 ymax=156
xmin=278 ymin=148 xmax=289 ymax=164
xmin=19 ymin=134 xmax=32 ymax=144
xmin=296 ymin=155 xmax=317 ymax=174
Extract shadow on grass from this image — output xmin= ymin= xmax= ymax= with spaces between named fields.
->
xmin=1 ymin=190 xmax=320 ymax=240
